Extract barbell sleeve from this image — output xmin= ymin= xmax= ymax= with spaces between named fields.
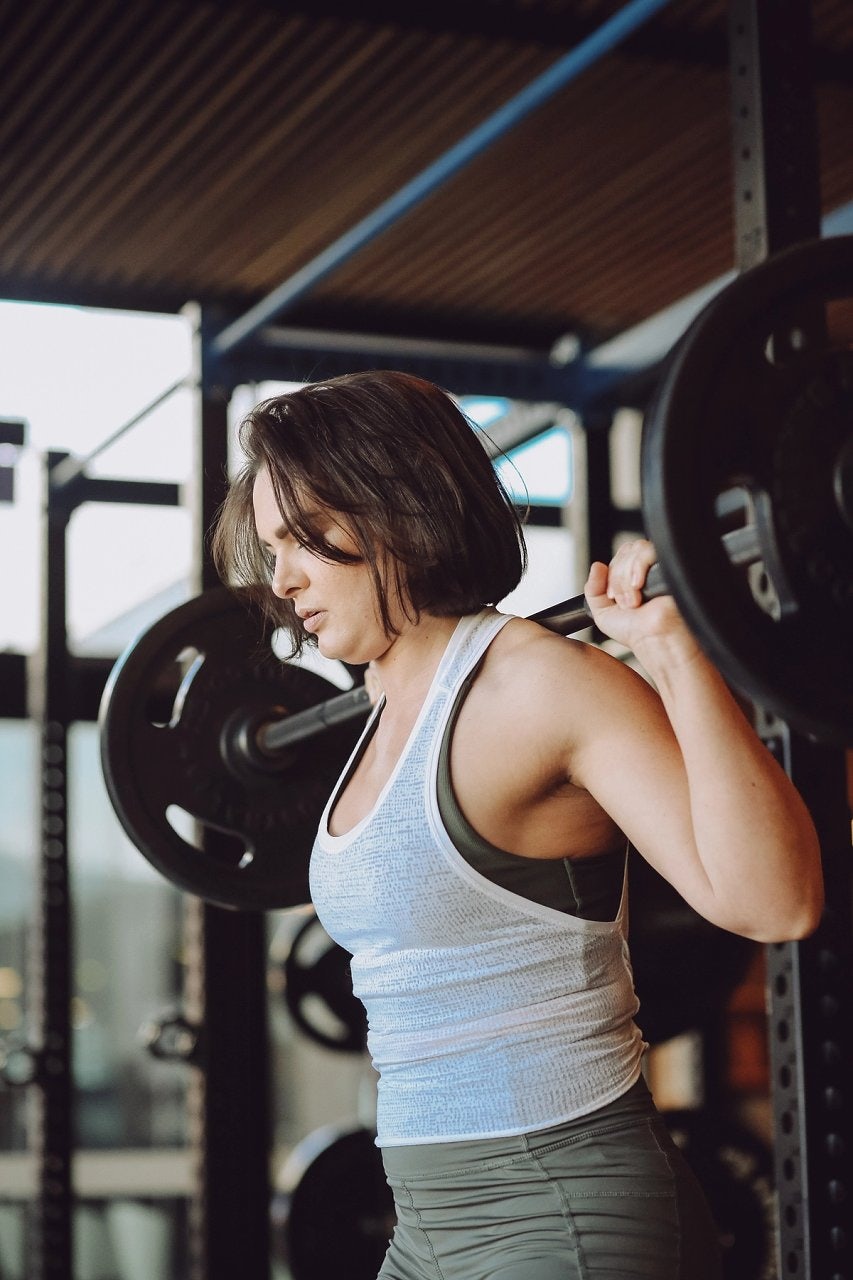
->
xmin=258 ymin=685 xmax=373 ymax=754
xmin=256 ymin=524 xmax=762 ymax=756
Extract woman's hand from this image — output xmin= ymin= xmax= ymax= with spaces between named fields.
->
xmin=571 ymin=538 xmax=823 ymax=941
xmin=584 ymin=539 xmax=701 ymax=665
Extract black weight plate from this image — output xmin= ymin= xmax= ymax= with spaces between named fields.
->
xmin=642 ymin=236 xmax=853 ymax=744
xmin=664 ymin=1112 xmax=775 ymax=1280
xmin=99 ymin=588 xmax=364 ymax=911
xmin=283 ymin=1126 xmax=395 ymax=1280
xmin=283 ymin=913 xmax=368 ymax=1053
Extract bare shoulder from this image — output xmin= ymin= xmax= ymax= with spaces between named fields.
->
xmin=472 ymin=616 xmax=674 ymax=796
xmin=485 ymin=615 xmax=654 ymax=717
xmin=444 ymin=614 xmax=661 ymax=810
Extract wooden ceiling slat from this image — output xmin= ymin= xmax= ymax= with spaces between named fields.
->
xmin=0 ymin=0 xmax=56 ymax=67
xmin=0 ymin=8 xmax=136 ymax=159
xmin=320 ymin=56 xmax=722 ymax=315
xmin=66 ymin=15 xmax=342 ymax=285
xmin=122 ymin=23 xmax=407 ymax=289
xmin=0 ymin=4 xmax=172 ymax=223
xmin=142 ymin=23 xmax=429 ymax=286
xmin=0 ymin=0 xmax=850 ymax=351
xmin=0 ymin=0 xmax=90 ymax=132
xmin=239 ymin=35 xmax=555 ymax=307
xmin=7 ymin=8 xmax=269 ymax=275
xmin=43 ymin=15 xmax=327 ymax=281
xmin=318 ymin=134 xmax=730 ymax=335
xmin=0 ymin=4 xmax=225 ymax=266
xmin=139 ymin=31 xmax=545 ymax=291
xmin=226 ymin=40 xmax=553 ymax=290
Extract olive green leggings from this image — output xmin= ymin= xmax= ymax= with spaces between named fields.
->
xmin=378 ymin=1078 xmax=722 ymax=1280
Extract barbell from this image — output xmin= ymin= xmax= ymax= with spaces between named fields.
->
xmin=99 ymin=528 xmax=756 ymax=911
xmin=99 ymin=235 xmax=853 ymax=911
xmin=256 ymin=526 xmax=758 ymax=756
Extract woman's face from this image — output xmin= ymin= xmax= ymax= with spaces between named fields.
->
xmin=252 ymin=467 xmax=406 ymax=665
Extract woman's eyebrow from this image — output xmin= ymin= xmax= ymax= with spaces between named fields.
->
xmin=261 ymin=504 xmax=326 ymax=547
xmin=257 ymin=521 xmax=288 ymax=550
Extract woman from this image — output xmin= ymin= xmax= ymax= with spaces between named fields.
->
xmin=213 ymin=370 xmax=822 ymax=1280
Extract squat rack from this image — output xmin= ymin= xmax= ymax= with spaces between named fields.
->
xmin=0 ymin=2 xmax=850 ymax=1279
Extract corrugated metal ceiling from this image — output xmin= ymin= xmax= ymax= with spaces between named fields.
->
xmin=0 ymin=0 xmax=850 ymax=351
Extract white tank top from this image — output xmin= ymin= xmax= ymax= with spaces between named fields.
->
xmin=309 ymin=609 xmax=645 ymax=1146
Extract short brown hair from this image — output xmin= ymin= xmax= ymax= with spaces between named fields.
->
xmin=211 ymin=370 xmax=527 ymax=653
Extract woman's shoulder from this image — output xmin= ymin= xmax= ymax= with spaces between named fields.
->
xmin=484 ymin=613 xmax=654 ymax=724
xmin=490 ymin=613 xmax=612 ymax=680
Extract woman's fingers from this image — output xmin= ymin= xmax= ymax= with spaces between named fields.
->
xmin=587 ymin=540 xmax=658 ymax=611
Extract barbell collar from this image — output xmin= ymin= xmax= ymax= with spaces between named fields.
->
xmin=252 ymin=525 xmax=761 ymax=759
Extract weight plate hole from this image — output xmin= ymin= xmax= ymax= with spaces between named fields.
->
xmin=165 ymin=804 xmax=197 ymax=843
xmin=144 ymin=647 xmax=204 ymax=728
xmin=164 ymin=804 xmax=253 ymax=870
xmin=295 ymin=994 xmax=351 ymax=1045
xmin=747 ymin=562 xmax=782 ymax=620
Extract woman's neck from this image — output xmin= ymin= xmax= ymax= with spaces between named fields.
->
xmin=372 ymin=612 xmax=463 ymax=715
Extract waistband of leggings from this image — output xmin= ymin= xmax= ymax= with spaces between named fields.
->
xmin=380 ymin=1074 xmax=655 ymax=1179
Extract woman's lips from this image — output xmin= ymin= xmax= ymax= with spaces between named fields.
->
xmin=301 ymin=610 xmax=324 ymax=633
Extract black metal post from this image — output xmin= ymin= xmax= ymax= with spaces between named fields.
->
xmin=728 ymin=4 xmax=853 ymax=1278
xmin=24 ymin=452 xmax=76 ymax=1280
xmin=182 ymin=307 xmax=273 ymax=1280
xmin=765 ymin=734 xmax=852 ymax=1280
xmin=582 ymin=414 xmax=618 ymax=569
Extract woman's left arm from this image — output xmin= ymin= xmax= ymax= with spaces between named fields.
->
xmin=574 ymin=540 xmax=823 ymax=942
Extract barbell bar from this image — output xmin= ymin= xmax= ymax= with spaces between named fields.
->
xmin=99 ymin=236 xmax=853 ymax=909
xmin=254 ymin=523 xmax=761 ymax=757
xmin=98 ymin=524 xmax=761 ymax=911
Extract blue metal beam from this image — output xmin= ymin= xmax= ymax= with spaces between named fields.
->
xmin=210 ymin=193 xmax=853 ymax=411
xmin=211 ymin=0 xmax=673 ymax=358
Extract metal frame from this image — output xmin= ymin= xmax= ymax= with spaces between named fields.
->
xmin=8 ymin=458 xmax=182 ymax=1280
xmin=0 ymin=360 xmax=273 ymax=1278
xmin=2 ymin=2 xmax=851 ymax=1277
xmin=208 ymin=0 xmax=672 ymax=362
xmin=24 ymin=452 xmax=75 ymax=1280
xmin=180 ymin=308 xmax=273 ymax=1280
xmin=727 ymin=4 xmax=853 ymax=1278
xmin=0 ymin=418 xmax=25 ymax=503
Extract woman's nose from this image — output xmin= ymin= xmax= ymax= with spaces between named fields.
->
xmin=271 ymin=550 xmax=304 ymax=600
